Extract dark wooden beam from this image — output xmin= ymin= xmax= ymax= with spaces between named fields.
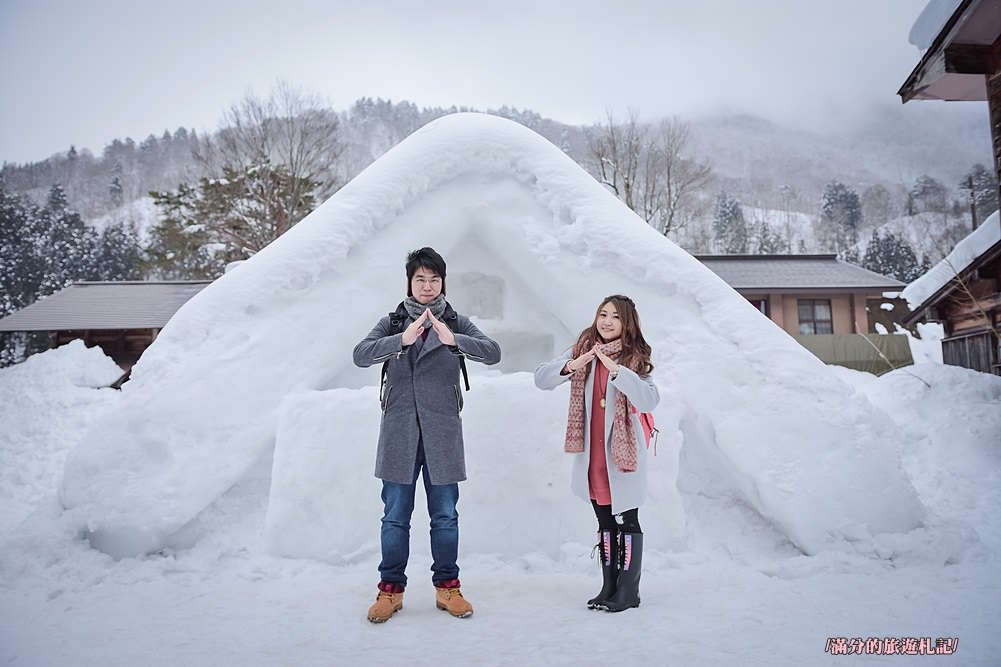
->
xmin=943 ymin=43 xmax=995 ymax=74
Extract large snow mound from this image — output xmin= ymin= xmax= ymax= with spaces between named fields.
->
xmin=854 ymin=363 xmax=1001 ymax=553
xmin=0 ymin=341 xmax=122 ymax=533
xmin=60 ymin=113 xmax=924 ymax=559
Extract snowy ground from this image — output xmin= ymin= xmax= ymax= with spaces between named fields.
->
xmin=1 ymin=343 xmax=999 ymax=666
xmin=2 ymin=113 xmax=998 ymax=665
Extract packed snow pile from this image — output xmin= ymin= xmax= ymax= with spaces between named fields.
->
xmin=0 ymin=341 xmax=122 ymax=533
xmin=852 ymin=363 xmax=1001 ymax=554
xmin=60 ymin=112 xmax=925 ymax=560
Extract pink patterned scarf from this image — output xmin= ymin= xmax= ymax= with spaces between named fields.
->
xmin=564 ymin=339 xmax=638 ymax=473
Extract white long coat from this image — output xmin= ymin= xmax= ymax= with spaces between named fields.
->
xmin=534 ymin=350 xmax=660 ymax=514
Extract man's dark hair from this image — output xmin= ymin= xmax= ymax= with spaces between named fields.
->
xmin=405 ymin=247 xmax=447 ymax=296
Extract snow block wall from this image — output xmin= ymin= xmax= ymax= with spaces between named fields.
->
xmin=60 ymin=113 xmax=924 ymax=559
xmin=264 ymin=374 xmax=686 ymax=560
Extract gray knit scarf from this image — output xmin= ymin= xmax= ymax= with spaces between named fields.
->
xmin=404 ymin=294 xmax=446 ymax=328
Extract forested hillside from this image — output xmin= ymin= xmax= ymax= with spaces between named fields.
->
xmin=1 ymin=89 xmax=996 ymax=365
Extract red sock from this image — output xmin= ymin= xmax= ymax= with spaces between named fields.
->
xmin=378 ymin=581 xmax=405 ymax=594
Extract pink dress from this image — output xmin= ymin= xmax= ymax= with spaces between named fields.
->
xmin=588 ymin=363 xmax=612 ymax=505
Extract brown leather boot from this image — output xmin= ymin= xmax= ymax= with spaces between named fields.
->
xmin=435 ymin=585 xmax=474 ymax=618
xmin=367 ymin=583 xmax=404 ymax=623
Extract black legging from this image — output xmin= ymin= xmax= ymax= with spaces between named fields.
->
xmin=591 ymin=500 xmax=642 ymax=534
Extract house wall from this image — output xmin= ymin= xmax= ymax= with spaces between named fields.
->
xmin=938 ymin=253 xmax=1001 ymax=374
xmin=739 ymin=291 xmax=875 ymax=336
xmin=939 ymin=255 xmax=1001 ymax=336
xmin=53 ymin=329 xmax=156 ymax=372
xmin=778 ymin=294 xmax=854 ymax=335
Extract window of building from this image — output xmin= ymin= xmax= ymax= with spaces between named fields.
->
xmin=746 ymin=298 xmax=768 ymax=317
xmin=798 ymin=299 xmax=833 ymax=335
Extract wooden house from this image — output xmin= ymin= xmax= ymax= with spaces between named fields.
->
xmin=0 ymin=281 xmax=211 ymax=373
xmin=897 ymin=0 xmax=1001 ymax=374
xmin=697 ymin=254 xmax=911 ymax=373
xmin=897 ymin=0 xmax=1001 ymax=208
xmin=901 ymin=212 xmax=1001 ymax=373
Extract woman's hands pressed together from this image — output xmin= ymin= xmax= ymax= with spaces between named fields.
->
xmin=565 ymin=344 xmax=620 ymax=376
xmin=592 ymin=345 xmax=619 ymax=376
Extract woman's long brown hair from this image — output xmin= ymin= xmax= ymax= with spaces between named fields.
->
xmin=571 ymin=294 xmax=654 ymax=377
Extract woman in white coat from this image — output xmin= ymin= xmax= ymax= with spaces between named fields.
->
xmin=534 ymin=295 xmax=659 ymax=612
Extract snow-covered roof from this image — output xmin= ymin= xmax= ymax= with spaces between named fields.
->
xmin=909 ymin=0 xmax=964 ymax=50
xmin=902 ymin=210 xmax=1001 ymax=311
xmin=696 ymin=255 xmax=904 ymax=291
xmin=899 ymin=0 xmax=1000 ymax=102
xmin=0 ymin=281 xmax=211 ymax=332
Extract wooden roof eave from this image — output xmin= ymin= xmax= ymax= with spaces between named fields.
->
xmin=901 ymin=238 xmax=1001 ymax=325
xmin=897 ymin=0 xmax=993 ymax=103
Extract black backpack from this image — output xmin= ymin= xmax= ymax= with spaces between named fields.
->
xmin=380 ymin=302 xmax=470 ymax=402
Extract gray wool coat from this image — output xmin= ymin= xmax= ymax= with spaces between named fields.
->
xmin=353 ymin=303 xmax=501 ymax=485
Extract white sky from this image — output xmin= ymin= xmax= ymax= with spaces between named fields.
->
xmin=0 ymin=0 xmax=936 ymax=164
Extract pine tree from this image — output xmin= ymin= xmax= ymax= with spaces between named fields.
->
xmin=109 ymin=160 xmax=124 ymax=207
xmin=861 ymin=230 xmax=923 ymax=282
xmin=0 ymin=184 xmax=144 ymax=365
xmin=752 ymin=220 xmax=790 ymax=254
xmin=144 ymin=184 xmax=228 ymax=279
xmin=93 ymin=222 xmax=142 ymax=280
xmin=960 ymin=163 xmax=999 ymax=224
xmin=820 ymin=181 xmax=861 ymax=252
xmin=712 ymin=192 xmax=748 ymax=253
xmin=146 ymin=160 xmax=320 ymax=278
xmin=910 ymin=175 xmax=947 ymax=214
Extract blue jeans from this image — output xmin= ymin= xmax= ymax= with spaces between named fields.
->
xmin=379 ymin=437 xmax=460 ymax=587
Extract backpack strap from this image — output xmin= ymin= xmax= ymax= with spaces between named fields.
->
xmin=380 ymin=303 xmax=408 ymax=402
xmin=441 ymin=303 xmax=470 ymax=392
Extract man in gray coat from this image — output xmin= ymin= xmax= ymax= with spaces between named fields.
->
xmin=353 ymin=247 xmax=501 ymax=623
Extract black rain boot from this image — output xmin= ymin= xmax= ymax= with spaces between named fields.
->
xmin=603 ymin=532 xmax=643 ymax=612
xmin=587 ymin=529 xmax=618 ymax=609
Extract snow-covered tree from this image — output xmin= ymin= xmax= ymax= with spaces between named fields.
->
xmin=959 ymin=163 xmax=999 ymax=226
xmin=713 ymin=192 xmax=748 ymax=253
xmin=860 ymin=230 xmax=925 ymax=282
xmin=93 ymin=222 xmax=141 ymax=281
xmin=0 ymin=184 xmax=142 ymax=366
xmin=751 ymin=220 xmax=790 ymax=254
xmin=146 ymin=160 xmax=320 ymax=278
xmin=194 ymin=79 xmax=342 ymax=228
xmin=860 ymin=184 xmax=896 ymax=227
xmin=819 ymin=181 xmax=861 ymax=252
xmin=910 ymin=175 xmax=947 ymax=214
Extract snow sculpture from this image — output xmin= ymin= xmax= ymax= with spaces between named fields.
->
xmin=61 ymin=113 xmax=924 ymax=559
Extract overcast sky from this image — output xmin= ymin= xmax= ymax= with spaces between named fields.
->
xmin=1 ymin=0 xmax=941 ymax=164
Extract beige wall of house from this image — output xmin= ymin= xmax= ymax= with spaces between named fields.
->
xmin=769 ymin=292 xmax=785 ymax=330
xmin=796 ymin=295 xmax=850 ymax=335
xmin=743 ymin=293 xmax=850 ymax=336
xmin=740 ymin=291 xmax=884 ymax=336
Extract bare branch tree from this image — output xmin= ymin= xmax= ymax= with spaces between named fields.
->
xmin=194 ymin=79 xmax=343 ymax=235
xmin=586 ymin=111 xmax=713 ymax=236
xmin=645 ymin=117 xmax=714 ymax=235
xmin=586 ymin=108 xmax=644 ymax=211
